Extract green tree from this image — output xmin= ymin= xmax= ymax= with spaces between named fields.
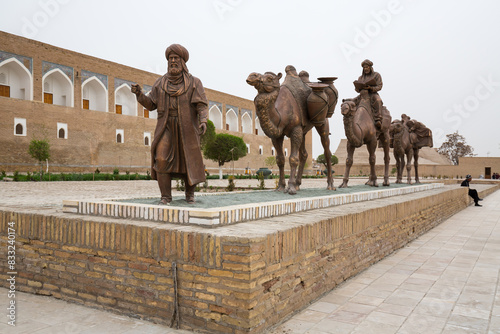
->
xmin=316 ymin=154 xmax=338 ymax=169
xmin=438 ymin=131 xmax=475 ymax=165
xmin=28 ymin=138 xmax=50 ymax=180
xmin=204 ymin=133 xmax=247 ymax=179
xmin=200 ymin=120 xmax=216 ymax=151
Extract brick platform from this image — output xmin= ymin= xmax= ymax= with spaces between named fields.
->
xmin=1 ymin=183 xmax=498 ymax=333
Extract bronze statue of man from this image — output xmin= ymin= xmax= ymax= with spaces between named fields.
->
xmin=355 ymin=59 xmax=383 ymax=128
xmin=131 ymin=44 xmax=208 ymax=204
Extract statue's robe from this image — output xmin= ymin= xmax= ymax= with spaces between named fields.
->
xmin=137 ymin=73 xmax=208 ymax=185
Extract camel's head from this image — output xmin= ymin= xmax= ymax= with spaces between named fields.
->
xmin=390 ymin=120 xmax=403 ymax=136
xmin=246 ymin=72 xmax=282 ymax=93
xmin=246 ymin=72 xmax=262 ymax=88
xmin=341 ymin=100 xmax=356 ymax=117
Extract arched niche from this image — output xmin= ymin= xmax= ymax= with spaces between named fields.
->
xmin=226 ymin=108 xmax=238 ymax=132
xmin=115 ymin=84 xmax=137 ymax=116
xmin=0 ymin=58 xmax=33 ymax=100
xmin=209 ymin=105 xmax=222 ymax=130
xmin=255 ymin=117 xmax=264 ymax=136
xmin=241 ymin=112 xmax=252 ymax=134
xmin=82 ymin=76 xmax=108 ymax=112
xmin=42 ymin=68 xmax=73 ymax=107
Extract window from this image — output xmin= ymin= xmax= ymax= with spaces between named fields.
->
xmin=44 ymin=92 xmax=53 ymax=104
xmin=14 ymin=118 xmax=26 ymax=136
xmin=246 ymin=144 xmax=250 ymax=154
xmin=144 ymin=109 xmax=149 ymax=118
xmin=116 ymin=129 xmax=124 ymax=143
xmin=144 ymin=132 xmax=151 ymax=146
xmin=57 ymin=122 xmax=68 ymax=139
xmin=0 ymin=84 xmax=10 ymax=97
xmin=15 ymin=124 xmax=23 ymax=135
xmin=116 ymin=104 xmax=122 ymax=114
xmin=285 ymin=148 xmax=288 ymax=157
xmin=259 ymin=145 xmax=263 ymax=155
xmin=272 ymin=147 xmax=276 ymax=156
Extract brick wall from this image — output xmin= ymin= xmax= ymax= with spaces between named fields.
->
xmin=1 ymin=185 xmax=498 ymax=333
xmin=0 ymin=31 xmax=309 ymax=175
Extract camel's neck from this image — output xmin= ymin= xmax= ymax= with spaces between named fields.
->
xmin=343 ymin=107 xmax=366 ymax=148
xmin=393 ymin=130 xmax=404 ymax=155
xmin=254 ymin=89 xmax=282 ymax=138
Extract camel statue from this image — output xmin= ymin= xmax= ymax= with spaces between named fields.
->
xmin=389 ymin=119 xmax=413 ymax=184
xmin=402 ymin=115 xmax=433 ymax=183
xmin=339 ymin=89 xmax=391 ymax=188
xmin=246 ymin=66 xmax=337 ymax=195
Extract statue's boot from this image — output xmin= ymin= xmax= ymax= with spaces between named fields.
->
xmin=185 ymin=179 xmax=196 ymax=204
xmin=372 ymin=96 xmax=383 ymax=129
xmin=157 ymin=173 xmax=172 ymax=204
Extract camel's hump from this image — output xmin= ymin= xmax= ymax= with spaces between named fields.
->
xmin=282 ymin=71 xmax=311 ymax=125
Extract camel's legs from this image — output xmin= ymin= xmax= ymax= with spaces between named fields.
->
xmin=413 ymin=148 xmax=420 ymax=184
xmin=400 ymin=155 xmax=406 ymax=183
xmin=395 ymin=154 xmax=402 ymax=183
xmin=381 ymin=133 xmax=390 ymax=186
xmin=315 ymin=121 xmax=335 ymax=190
xmin=406 ymin=148 xmax=413 ymax=184
xmin=295 ymin=135 xmax=308 ymax=191
xmin=271 ymin=137 xmax=286 ymax=192
xmin=286 ymin=127 xmax=303 ymax=195
xmin=366 ymin=140 xmax=378 ymax=187
xmin=339 ymin=141 xmax=354 ymax=188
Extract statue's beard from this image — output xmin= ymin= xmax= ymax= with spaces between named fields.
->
xmin=168 ymin=63 xmax=182 ymax=76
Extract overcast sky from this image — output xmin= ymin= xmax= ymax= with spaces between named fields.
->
xmin=1 ymin=0 xmax=499 ymax=158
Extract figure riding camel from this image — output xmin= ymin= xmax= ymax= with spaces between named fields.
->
xmin=353 ymin=59 xmax=384 ymax=129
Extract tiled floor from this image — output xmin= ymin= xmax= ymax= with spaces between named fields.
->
xmin=0 ymin=183 xmax=499 ymax=333
xmin=269 ymin=188 xmax=500 ymax=334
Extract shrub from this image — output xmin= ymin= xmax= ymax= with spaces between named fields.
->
xmin=226 ymin=175 xmax=235 ymax=192
xmin=258 ymin=172 xmax=265 ymax=190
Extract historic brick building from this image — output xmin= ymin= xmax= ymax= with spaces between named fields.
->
xmin=0 ymin=31 xmax=309 ymax=175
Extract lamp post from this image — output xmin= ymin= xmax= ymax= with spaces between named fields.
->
xmin=230 ymin=147 xmax=235 ymax=176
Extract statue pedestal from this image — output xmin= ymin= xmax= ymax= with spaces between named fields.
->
xmin=63 ymin=183 xmax=443 ymax=226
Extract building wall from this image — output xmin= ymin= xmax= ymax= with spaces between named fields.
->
xmin=333 ymin=139 xmax=500 ymax=180
xmin=0 ymin=31 xmax=312 ymax=175
xmin=333 ymin=158 xmax=500 ymax=180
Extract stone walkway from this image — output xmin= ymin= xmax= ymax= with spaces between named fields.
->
xmin=1 ymin=179 xmax=499 ymax=333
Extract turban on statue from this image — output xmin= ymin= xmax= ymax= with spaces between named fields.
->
xmin=165 ymin=44 xmax=189 ymax=63
xmin=361 ymin=59 xmax=373 ymax=67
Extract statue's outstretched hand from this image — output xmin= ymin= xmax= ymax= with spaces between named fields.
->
xmin=199 ymin=122 xmax=207 ymax=135
xmin=131 ymin=84 xmax=142 ymax=96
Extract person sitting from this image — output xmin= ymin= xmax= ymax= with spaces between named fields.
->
xmin=354 ymin=59 xmax=384 ymax=128
xmin=461 ymin=174 xmax=482 ymax=207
